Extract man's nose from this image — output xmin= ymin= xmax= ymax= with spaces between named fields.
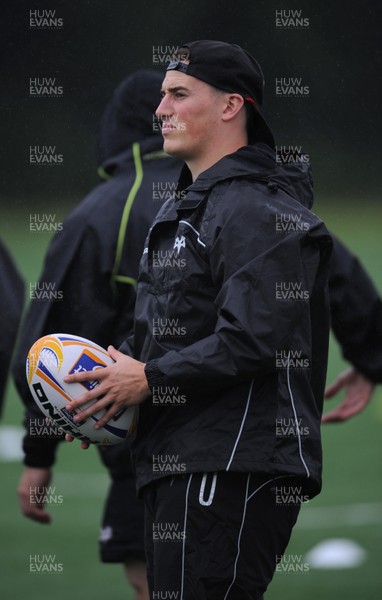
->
xmin=155 ymin=95 xmax=172 ymax=119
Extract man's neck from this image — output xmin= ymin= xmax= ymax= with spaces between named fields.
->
xmin=188 ymin=136 xmax=247 ymax=182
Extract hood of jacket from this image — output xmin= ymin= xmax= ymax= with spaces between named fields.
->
xmin=179 ymin=143 xmax=314 ymax=209
xmin=96 ymin=69 xmax=166 ymax=176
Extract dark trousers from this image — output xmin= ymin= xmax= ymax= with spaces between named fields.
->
xmin=143 ymin=472 xmax=301 ymax=599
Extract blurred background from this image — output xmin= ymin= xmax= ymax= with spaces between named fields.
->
xmin=1 ymin=1 xmax=381 ymax=598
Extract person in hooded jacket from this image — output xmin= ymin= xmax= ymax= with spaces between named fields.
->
xmin=63 ymin=41 xmax=334 ymax=599
xmin=13 ymin=69 xmax=181 ymax=600
xmin=0 ymin=239 xmax=24 ymax=415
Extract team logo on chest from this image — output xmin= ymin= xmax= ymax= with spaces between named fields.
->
xmin=173 ymin=235 xmax=186 ymax=255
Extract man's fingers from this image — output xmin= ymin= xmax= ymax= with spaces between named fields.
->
xmin=324 ymin=378 xmax=343 ymax=399
xmin=65 ymin=433 xmax=90 ymax=449
xmin=321 ymin=409 xmax=344 ymax=424
xmin=322 ymin=401 xmax=355 ymax=423
xmin=92 ymin=403 xmax=122 ymax=429
xmin=65 ymin=384 xmax=107 ymax=413
xmin=107 ymin=345 xmax=119 ymax=359
xmin=18 ymin=489 xmax=52 ymax=524
xmin=323 ymin=368 xmax=375 ymax=423
xmin=68 ymin=393 xmax=113 ymax=422
xmin=74 ymin=396 xmax=125 ymax=429
xmin=107 ymin=345 xmax=129 ymax=362
xmin=322 ymin=391 xmax=372 ymax=424
xmin=23 ymin=505 xmax=52 ymax=524
xmin=322 ymin=404 xmax=358 ymax=423
xmin=18 ymin=467 xmax=53 ymax=524
xmin=64 ymin=366 xmax=109 ymax=384
xmin=324 ymin=368 xmax=353 ymax=399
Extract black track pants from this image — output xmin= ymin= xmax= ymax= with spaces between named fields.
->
xmin=143 ymin=472 xmax=301 ymax=600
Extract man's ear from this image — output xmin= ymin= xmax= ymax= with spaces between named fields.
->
xmin=221 ymin=94 xmax=245 ymax=123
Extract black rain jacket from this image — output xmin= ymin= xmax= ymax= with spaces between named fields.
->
xmin=126 ymin=144 xmax=333 ymax=498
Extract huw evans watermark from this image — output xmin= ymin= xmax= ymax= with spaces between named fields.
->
xmin=29 ymin=554 xmax=63 ymax=573
xmin=152 ymin=318 xmax=187 ymax=339
xmin=152 ymin=454 xmax=186 ymax=474
xmin=152 ymin=114 xmax=186 ymax=133
xmin=152 ymin=386 xmax=187 ymax=406
xmin=29 ymin=146 xmax=63 ymax=165
xmin=29 ymin=486 xmax=63 ymax=505
xmin=30 ymin=77 xmax=63 ymax=97
xmin=275 ymin=350 xmax=310 ymax=369
xmin=275 ymin=9 xmax=309 ymax=29
xmin=28 ymin=417 xmax=64 ymax=439
xmin=30 ymin=282 xmax=63 ymax=301
xmin=152 ymin=522 xmax=185 ymax=542
xmin=274 ymin=485 xmax=309 ymax=505
xmin=275 ymin=78 xmax=309 ymax=97
xmin=29 ymin=10 xmax=63 ymax=29
xmin=275 ymin=281 xmax=309 ymax=301
xmin=275 ymin=213 xmax=310 ymax=232
xmin=276 ymin=145 xmax=309 ymax=164
xmin=152 ymin=250 xmax=187 ymax=269
xmin=276 ymin=554 xmax=310 ymax=573
xmin=30 ymin=214 xmax=63 ymax=233
xmin=152 ymin=181 xmax=186 ymax=202
xmin=152 ymin=45 xmax=189 ymax=65
xmin=275 ymin=417 xmax=310 ymax=437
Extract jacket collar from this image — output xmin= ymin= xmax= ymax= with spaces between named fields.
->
xmin=176 ymin=143 xmax=314 ymax=211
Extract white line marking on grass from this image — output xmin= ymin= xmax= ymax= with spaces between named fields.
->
xmin=297 ymin=502 xmax=382 ymax=529
xmin=0 ymin=426 xmax=24 ymax=461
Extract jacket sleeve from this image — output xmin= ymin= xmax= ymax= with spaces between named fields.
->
xmin=329 ymin=236 xmax=382 ymax=382
xmin=0 ymin=240 xmax=24 ymax=416
xmin=145 ymin=206 xmax=332 ymax=394
xmin=13 ymin=225 xmax=137 ymax=468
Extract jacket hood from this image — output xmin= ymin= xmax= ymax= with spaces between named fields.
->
xmin=180 ymin=143 xmax=314 ymax=209
xmin=96 ymin=69 xmax=165 ymax=170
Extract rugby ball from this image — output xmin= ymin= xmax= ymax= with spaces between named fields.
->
xmin=26 ymin=333 xmax=138 ymax=445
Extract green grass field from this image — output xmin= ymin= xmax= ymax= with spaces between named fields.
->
xmin=1 ymin=197 xmax=381 ymax=599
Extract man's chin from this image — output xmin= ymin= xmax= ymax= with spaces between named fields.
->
xmin=162 ymin=138 xmax=185 ymax=158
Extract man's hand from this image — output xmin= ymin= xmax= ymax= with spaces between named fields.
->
xmin=322 ymin=367 xmax=375 ymax=423
xmin=64 ymin=346 xmax=150 ymax=430
xmin=18 ymin=467 xmax=52 ymax=524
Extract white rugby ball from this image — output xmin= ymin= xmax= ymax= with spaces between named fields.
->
xmin=26 ymin=333 xmax=138 ymax=445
